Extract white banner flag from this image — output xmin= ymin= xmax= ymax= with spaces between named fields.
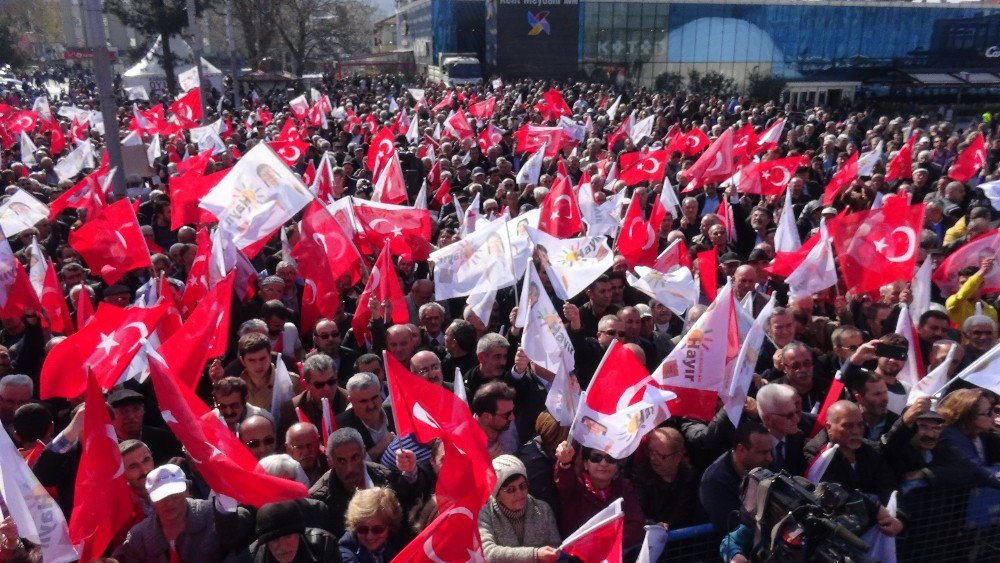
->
xmin=515 ymin=144 xmax=546 ymax=186
xmin=200 ymin=143 xmax=314 ymax=250
xmin=431 ymin=215 xmax=516 ymax=300
xmin=0 ymin=428 xmax=78 ymax=562
xmin=0 ymin=189 xmax=49 ymax=238
xmin=54 ymin=140 xmax=96 ymax=182
xmin=627 ymin=266 xmax=697 ymax=316
xmin=527 ymin=226 xmax=615 ymax=300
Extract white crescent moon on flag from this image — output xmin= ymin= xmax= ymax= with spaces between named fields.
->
xmin=886 ymin=226 xmax=916 ymax=263
xmin=115 ymin=232 xmax=129 ymax=249
xmin=369 ymin=266 xmax=381 ymax=288
xmin=641 ymin=223 xmax=656 ymax=250
xmin=686 ymin=136 xmax=699 ymax=148
xmin=280 ymin=145 xmax=302 ymax=162
xmin=368 ymin=218 xmax=391 ymax=232
xmin=422 ymin=506 xmax=477 ymax=563
xmin=638 ymin=158 xmax=660 ymax=174
xmin=768 ymin=166 xmax=791 ymax=187
xmin=303 ymin=279 xmax=317 ymax=304
xmin=707 ymin=151 xmax=724 ymax=173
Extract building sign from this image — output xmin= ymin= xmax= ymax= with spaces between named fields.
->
xmin=64 ymin=49 xmax=118 ymax=62
xmin=987 ymin=46 xmax=1000 ymax=58
xmin=495 ymin=0 xmax=579 ymax=77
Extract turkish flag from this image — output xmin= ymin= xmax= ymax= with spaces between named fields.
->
xmin=49 ymin=167 xmax=110 ymax=220
xmin=173 ymin=150 xmax=212 ymax=176
xmin=425 ymin=160 xmax=442 ymax=189
xmin=276 ymin=117 xmax=303 ymax=143
xmin=809 ymin=374 xmax=846 ymax=438
xmin=372 ymin=152 xmax=409 ymax=205
xmin=385 ymin=352 xmax=496 ymax=563
xmin=430 ymin=178 xmax=453 ymax=210
xmin=69 ymin=199 xmax=152 ymax=285
xmin=932 ymin=228 xmax=1000 ymax=295
xmin=680 ymin=129 xmax=734 ymax=190
xmin=468 ymin=97 xmax=497 ymax=121
xmin=738 ymin=156 xmax=808 ymax=196
xmin=732 ymin=123 xmax=758 ymax=165
xmin=755 ymin=118 xmax=785 ymax=153
xmin=269 ymin=139 xmax=309 ymax=167
xmin=69 ymin=374 xmax=142 ymax=561
xmin=535 ymin=88 xmax=572 ymax=121
xmin=293 ymin=202 xmax=363 ymax=286
xmin=885 ymin=134 xmax=916 ymax=183
xmin=618 ymin=150 xmax=669 ymax=186
xmin=40 ymin=260 xmax=74 ymax=334
xmin=160 ymin=273 xmax=234 ymax=388
xmin=169 ymin=88 xmax=202 ymax=127
xmin=444 ymin=111 xmax=475 ymax=141
xmin=696 ymin=249 xmax=718 ymax=302
xmin=477 ymin=123 xmax=504 ymax=152
xmin=299 ymin=276 xmax=341 ymax=338
xmin=431 ymin=90 xmax=454 ymax=114
xmin=607 ymin=113 xmax=634 ymax=152
xmin=75 ymin=284 xmax=94 ymax=329
xmin=367 ymin=127 xmax=396 ymax=173
xmin=0 ymin=243 xmax=42 ymax=320
xmin=311 ymin=152 xmax=336 ymax=201
xmin=5 ymin=110 xmax=38 ymax=135
xmin=821 ymin=152 xmax=859 ymax=205
xmin=42 ymin=118 xmax=66 ymax=155
xmin=560 ymin=500 xmax=625 ymax=563
xmin=537 ymin=176 xmax=583 ymax=238
xmin=302 ymin=160 xmax=316 ymax=187
xmin=69 ymin=118 xmax=89 ymax=144
xmin=350 ymin=245 xmax=409 ymax=345
xmin=513 ymin=124 xmax=565 ymax=157
xmin=181 ymin=227 xmax=212 ymax=317
xmin=616 ymin=196 xmax=658 ymax=268
xmin=668 ymin=128 xmax=710 ymax=157
xmin=147 ymin=348 xmax=309 ymax=506
xmin=40 ymin=301 xmax=168 ymax=399
xmin=652 ymin=238 xmax=693 ymax=272
xmin=766 ymin=234 xmax=820 ymax=278
xmin=170 ymin=168 xmax=225 ymax=229
xmin=829 ymin=196 xmax=925 ymax=295
xmin=949 ymin=133 xmax=987 ymax=183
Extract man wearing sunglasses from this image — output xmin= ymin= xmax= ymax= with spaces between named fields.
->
xmin=309 ymin=318 xmax=358 ymax=384
xmin=564 ymin=305 xmax=625 ymax=388
xmin=278 ymin=353 xmax=349 ymax=442
xmin=755 ymin=383 xmax=808 ymax=475
xmin=239 ymin=415 xmax=277 ymax=460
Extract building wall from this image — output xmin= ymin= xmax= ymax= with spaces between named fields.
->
xmin=474 ymin=0 xmax=1000 ymax=85
xmin=399 ymin=0 xmax=485 ymax=71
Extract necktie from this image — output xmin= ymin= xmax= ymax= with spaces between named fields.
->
xmin=775 ymin=441 xmax=786 ymax=468
xmin=169 ymin=541 xmax=181 ymax=563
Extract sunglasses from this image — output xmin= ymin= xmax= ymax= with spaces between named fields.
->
xmin=312 ymin=378 xmax=337 ymax=389
xmin=244 ymin=436 xmax=275 ymax=448
xmin=602 ymin=330 xmax=626 ymax=337
xmin=315 ymin=331 xmax=340 ymax=339
xmin=355 ymin=525 xmax=387 ymax=536
xmin=586 ymin=452 xmax=619 ymax=465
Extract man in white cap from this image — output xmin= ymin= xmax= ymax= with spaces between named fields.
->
xmin=114 ymin=464 xmax=252 ymax=561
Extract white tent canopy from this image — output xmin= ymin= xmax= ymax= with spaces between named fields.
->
xmin=122 ymin=35 xmax=223 ymax=95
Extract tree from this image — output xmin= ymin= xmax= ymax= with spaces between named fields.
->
xmin=104 ymin=0 xmax=211 ymax=95
xmin=0 ymin=17 xmax=26 ymax=69
xmin=655 ymin=71 xmax=683 ymax=93
xmin=746 ymin=67 xmax=786 ymax=103
xmin=272 ymin=0 xmax=374 ymax=75
xmin=231 ymin=0 xmax=279 ymax=68
xmin=687 ymin=69 xmax=737 ymax=99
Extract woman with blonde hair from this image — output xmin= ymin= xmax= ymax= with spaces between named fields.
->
xmin=937 ymin=388 xmax=1000 ymax=487
xmin=339 ymin=488 xmax=408 ymax=563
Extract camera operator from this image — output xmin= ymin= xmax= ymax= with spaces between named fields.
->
xmin=720 ymin=472 xmax=903 ymax=563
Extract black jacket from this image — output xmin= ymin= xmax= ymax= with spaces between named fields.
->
xmin=308 ymin=462 xmax=425 ymax=538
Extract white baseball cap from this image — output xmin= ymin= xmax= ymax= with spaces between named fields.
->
xmin=145 ymin=464 xmax=188 ymax=502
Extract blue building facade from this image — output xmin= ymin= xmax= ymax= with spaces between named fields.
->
xmin=397 ymin=0 xmax=486 ymax=71
xmin=475 ymin=0 xmax=1000 ymax=86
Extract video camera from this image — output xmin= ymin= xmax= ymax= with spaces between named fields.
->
xmin=739 ymin=468 xmax=875 ymax=563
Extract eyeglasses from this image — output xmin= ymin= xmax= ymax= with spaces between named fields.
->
xmin=244 ymin=436 xmax=275 ymax=448
xmin=414 ymin=365 xmax=441 ymax=375
xmin=315 ymin=331 xmax=340 ymax=339
xmin=602 ymin=330 xmax=626 ymax=337
xmin=287 ymin=442 xmax=316 ymax=451
xmin=838 ymin=344 xmax=860 ymax=351
xmin=355 ymin=524 xmax=387 ymax=536
xmin=586 ymin=452 xmax=619 ymax=465
xmin=312 ymin=378 xmax=337 ymax=389
xmin=500 ymin=482 xmax=529 ymax=495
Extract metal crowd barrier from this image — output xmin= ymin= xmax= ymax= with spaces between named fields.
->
xmin=647 ymin=483 xmax=1000 ymax=562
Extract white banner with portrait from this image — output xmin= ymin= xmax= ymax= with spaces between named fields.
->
xmin=199 ymin=143 xmax=313 ymax=249
xmin=0 ymin=189 xmax=49 ymax=238
xmin=431 ymin=215 xmax=516 ymax=300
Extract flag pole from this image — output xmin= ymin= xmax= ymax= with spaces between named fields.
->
xmin=932 ymin=340 xmax=1000 ymax=399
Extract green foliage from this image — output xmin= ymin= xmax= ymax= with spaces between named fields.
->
xmin=687 ymin=69 xmax=737 ymax=98
xmin=654 ymin=71 xmax=683 ymax=93
xmin=0 ymin=18 xmax=26 ymax=69
xmin=746 ymin=67 xmax=786 ymax=102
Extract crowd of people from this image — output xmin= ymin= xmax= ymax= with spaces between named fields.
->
xmin=0 ymin=64 xmax=997 ymax=563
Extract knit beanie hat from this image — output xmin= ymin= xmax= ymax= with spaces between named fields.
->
xmin=255 ymin=500 xmax=306 ymax=543
xmin=492 ymin=455 xmax=527 ymax=497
